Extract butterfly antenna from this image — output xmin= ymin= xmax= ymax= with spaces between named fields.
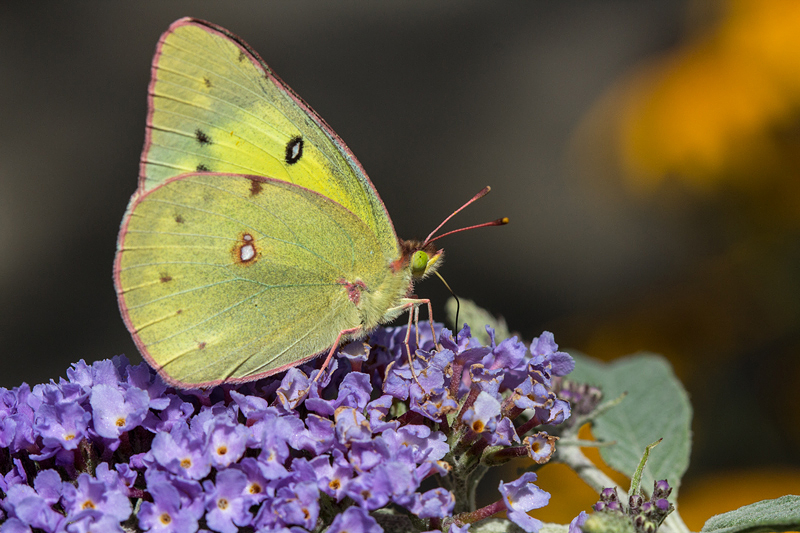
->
xmin=423 ymin=186 xmax=508 ymax=246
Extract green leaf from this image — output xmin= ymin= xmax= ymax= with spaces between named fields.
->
xmin=567 ymin=353 xmax=692 ymax=497
xmin=540 ymin=524 xmax=571 ymax=533
xmin=471 ymin=518 xmax=526 ymax=532
xmin=582 ymin=512 xmax=636 ymax=533
xmin=701 ymin=495 xmax=800 ymax=533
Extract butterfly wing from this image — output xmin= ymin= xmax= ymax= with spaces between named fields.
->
xmin=139 ymin=18 xmax=399 ymax=261
xmin=115 ymin=173 xmax=408 ymax=388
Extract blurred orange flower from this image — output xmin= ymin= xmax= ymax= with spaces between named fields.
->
xmin=601 ymin=0 xmax=800 ymax=192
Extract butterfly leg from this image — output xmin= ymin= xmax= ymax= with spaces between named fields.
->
xmin=402 ymin=306 xmax=425 ymax=390
xmin=396 ymin=297 xmax=438 ymax=349
xmin=311 ymin=326 xmax=362 ymax=384
xmin=414 ymin=305 xmax=421 ymax=349
xmin=393 ymin=297 xmax=440 ymax=393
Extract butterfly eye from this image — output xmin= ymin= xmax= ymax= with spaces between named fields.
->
xmin=285 ymin=136 xmax=304 ymax=164
xmin=410 ymin=250 xmax=429 ymax=277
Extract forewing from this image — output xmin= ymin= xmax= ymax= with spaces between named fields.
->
xmin=140 ymin=18 xmax=398 ymax=259
xmin=115 ymin=173 xmax=388 ymax=387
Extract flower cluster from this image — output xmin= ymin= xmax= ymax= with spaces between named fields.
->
xmin=0 ymin=323 xmax=575 ymax=533
xmin=588 ymin=481 xmax=675 ymax=533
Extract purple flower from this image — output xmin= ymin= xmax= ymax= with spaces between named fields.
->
xmin=310 ymin=449 xmax=352 ymax=501
xmin=142 ymin=394 xmax=194 ymax=433
xmin=204 ymin=415 xmax=248 ymax=468
xmin=61 ymin=471 xmax=132 ymax=523
xmin=569 ymin=511 xmax=589 ymax=533
xmin=295 ymin=413 xmax=335 ymax=454
xmin=499 ymin=472 xmax=551 ymax=533
xmin=0 ymin=384 xmax=36 ymax=453
xmin=513 ymin=377 xmax=551 ymax=411
xmin=488 ymin=416 xmax=520 ymax=446
xmin=462 ymin=391 xmax=501 ymax=434
xmin=411 ymin=387 xmax=459 ymax=423
xmin=381 ymin=425 xmax=449 ymax=475
xmin=251 ymin=413 xmax=302 ymax=480
xmin=274 ymin=368 xmax=311 ymax=410
xmin=33 ymin=401 xmax=91 ymax=459
xmin=483 ymin=336 xmax=529 ymax=388
xmin=345 ymin=470 xmax=393 ymax=510
xmin=413 ymin=487 xmax=456 ymax=518
xmin=235 ymin=457 xmax=272 ymax=505
xmin=150 ymin=421 xmax=211 ymax=480
xmin=469 ymin=364 xmax=504 ymax=396
xmin=530 ymin=332 xmax=575 ymax=377
xmin=90 ymin=383 xmax=150 ymax=439
xmin=540 ymin=398 xmax=571 ymax=426
xmin=138 ymin=470 xmax=204 ymax=533
xmin=96 ymin=462 xmax=136 ymax=494
xmin=67 ymin=513 xmax=128 ymax=533
xmin=2 ymin=470 xmax=65 ymax=532
xmin=202 ymin=468 xmax=252 ymax=533
xmin=334 ymin=406 xmax=372 ymax=443
xmin=125 ymin=360 xmax=170 ymax=410
xmin=334 ymin=371 xmax=373 ymax=410
xmin=260 ymin=480 xmax=319 ymax=530
xmin=327 ymin=506 xmax=382 ymax=533
xmin=525 ymin=432 xmax=557 ymax=464
xmin=0 ymin=458 xmax=27 ymax=494
xmin=366 ymin=395 xmax=400 ymax=433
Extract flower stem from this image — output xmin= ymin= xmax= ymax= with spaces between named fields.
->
xmin=453 ymin=498 xmax=506 ymax=524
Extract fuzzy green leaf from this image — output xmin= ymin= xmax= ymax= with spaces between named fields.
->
xmin=701 ymin=495 xmax=800 ymax=533
xmin=471 ymin=518 xmax=526 ymax=532
xmin=568 ymin=353 xmax=692 ymax=497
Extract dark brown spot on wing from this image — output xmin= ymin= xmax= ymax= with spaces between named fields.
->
xmin=196 ymin=163 xmax=210 ymax=172
xmin=160 ymin=273 xmax=172 ymax=283
xmin=195 ymin=129 xmax=212 ymax=146
xmin=203 ymin=76 xmax=212 ymax=88
xmin=249 ymin=179 xmax=263 ymax=196
xmin=174 ymin=214 xmax=185 ymax=224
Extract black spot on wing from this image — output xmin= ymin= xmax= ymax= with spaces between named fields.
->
xmin=238 ymin=50 xmax=246 ymax=62
xmin=196 ymin=163 xmax=210 ymax=172
xmin=195 ymin=129 xmax=212 ymax=146
xmin=285 ymin=136 xmax=303 ymax=165
xmin=203 ymin=76 xmax=212 ymax=88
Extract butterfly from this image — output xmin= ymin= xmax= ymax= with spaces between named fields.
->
xmin=114 ymin=18 xmax=503 ymax=389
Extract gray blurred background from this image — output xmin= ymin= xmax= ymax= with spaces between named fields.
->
xmin=3 ymin=1 xmax=799 ymax=524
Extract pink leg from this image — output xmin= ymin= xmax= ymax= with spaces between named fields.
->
xmin=312 ymin=326 xmax=361 ymax=384
xmin=402 ymin=307 xmax=429 ymax=390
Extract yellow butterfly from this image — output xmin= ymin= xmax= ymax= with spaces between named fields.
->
xmin=114 ymin=18 xmax=503 ymax=388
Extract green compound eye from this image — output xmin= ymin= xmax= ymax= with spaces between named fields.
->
xmin=410 ymin=250 xmax=430 ymax=277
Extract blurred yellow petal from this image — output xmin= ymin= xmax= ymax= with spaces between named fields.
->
xmin=580 ymin=0 xmax=800 ymax=193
